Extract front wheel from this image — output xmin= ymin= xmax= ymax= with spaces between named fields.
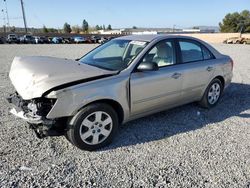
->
xmin=66 ymin=103 xmax=119 ymax=151
xmin=199 ymin=78 xmax=223 ymax=108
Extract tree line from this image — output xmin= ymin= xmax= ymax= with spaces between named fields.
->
xmin=219 ymin=10 xmax=250 ymax=33
xmin=42 ymin=19 xmax=113 ymax=34
xmin=42 ymin=10 xmax=250 ymax=34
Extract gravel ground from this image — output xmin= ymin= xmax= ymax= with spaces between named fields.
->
xmin=0 ymin=44 xmax=249 ymax=188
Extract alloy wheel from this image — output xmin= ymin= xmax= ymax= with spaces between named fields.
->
xmin=208 ymin=82 xmax=221 ymax=105
xmin=79 ymin=111 xmax=113 ymax=145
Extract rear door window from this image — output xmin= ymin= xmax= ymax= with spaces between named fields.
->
xmin=178 ymin=39 xmax=214 ymax=63
xmin=179 ymin=41 xmax=203 ymax=63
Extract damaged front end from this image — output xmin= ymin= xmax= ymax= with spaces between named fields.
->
xmin=7 ymin=92 xmax=65 ymax=138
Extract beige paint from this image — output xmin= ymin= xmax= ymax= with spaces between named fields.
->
xmin=9 ymin=35 xmax=233 ymax=125
xmin=9 ymin=56 xmax=115 ymax=100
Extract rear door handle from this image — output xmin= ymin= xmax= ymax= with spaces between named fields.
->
xmin=171 ymin=72 xmax=182 ymax=79
xmin=206 ymin=66 xmax=214 ymax=72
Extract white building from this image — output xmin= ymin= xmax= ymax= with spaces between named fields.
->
xmin=90 ymin=29 xmax=124 ymax=35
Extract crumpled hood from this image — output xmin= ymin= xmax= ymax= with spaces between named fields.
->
xmin=9 ymin=56 xmax=115 ymax=100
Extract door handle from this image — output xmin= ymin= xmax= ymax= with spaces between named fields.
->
xmin=171 ymin=72 xmax=182 ymax=79
xmin=206 ymin=66 xmax=213 ymax=72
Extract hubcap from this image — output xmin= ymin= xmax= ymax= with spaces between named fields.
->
xmin=208 ymin=83 xmax=221 ymax=105
xmin=79 ymin=111 xmax=113 ymax=145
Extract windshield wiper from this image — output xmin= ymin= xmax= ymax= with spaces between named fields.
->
xmin=82 ymin=62 xmax=115 ymax=71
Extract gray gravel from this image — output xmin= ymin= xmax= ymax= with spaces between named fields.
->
xmin=0 ymin=44 xmax=250 ymax=188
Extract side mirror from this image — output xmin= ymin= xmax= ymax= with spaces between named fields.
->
xmin=137 ymin=62 xmax=159 ymax=71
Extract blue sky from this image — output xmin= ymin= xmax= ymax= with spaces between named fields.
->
xmin=1 ymin=0 xmax=249 ymax=29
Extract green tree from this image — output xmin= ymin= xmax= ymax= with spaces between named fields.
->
xmin=82 ymin=19 xmax=89 ymax=33
xmin=95 ymin=25 xmax=100 ymax=30
xmin=132 ymin=26 xmax=137 ymax=29
xmin=245 ymin=25 xmax=250 ymax=32
xmin=42 ymin=25 xmax=49 ymax=33
xmin=107 ymin=24 xmax=112 ymax=30
xmin=63 ymin=22 xmax=72 ymax=33
xmin=219 ymin=10 xmax=250 ymax=33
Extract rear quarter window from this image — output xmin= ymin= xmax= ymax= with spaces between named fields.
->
xmin=202 ymin=46 xmax=214 ymax=60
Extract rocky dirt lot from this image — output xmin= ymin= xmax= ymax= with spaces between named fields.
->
xmin=0 ymin=44 xmax=249 ymax=188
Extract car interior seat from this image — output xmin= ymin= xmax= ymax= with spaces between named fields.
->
xmin=153 ymin=43 xmax=174 ymax=67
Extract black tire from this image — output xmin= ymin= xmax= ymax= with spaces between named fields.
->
xmin=66 ymin=103 xmax=119 ymax=151
xmin=199 ymin=78 xmax=223 ymax=108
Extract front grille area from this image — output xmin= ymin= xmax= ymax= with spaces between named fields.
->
xmin=7 ymin=92 xmax=56 ymax=118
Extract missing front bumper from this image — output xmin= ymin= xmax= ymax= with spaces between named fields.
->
xmin=9 ymin=108 xmax=44 ymax=124
xmin=7 ymin=92 xmax=64 ymax=138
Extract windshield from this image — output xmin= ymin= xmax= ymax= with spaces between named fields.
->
xmin=79 ymin=39 xmax=148 ymax=71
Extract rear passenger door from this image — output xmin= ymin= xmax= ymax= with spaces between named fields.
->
xmin=177 ymin=39 xmax=216 ymax=102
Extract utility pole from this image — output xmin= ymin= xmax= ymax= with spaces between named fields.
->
xmin=3 ymin=0 xmax=10 ymax=29
xmin=1 ymin=9 xmax=6 ymax=33
xmin=20 ymin=0 xmax=28 ymax=33
xmin=172 ymin=25 xmax=176 ymax=33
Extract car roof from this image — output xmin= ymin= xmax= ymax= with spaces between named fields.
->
xmin=117 ymin=34 xmax=223 ymax=59
xmin=117 ymin=35 xmax=161 ymax=42
xmin=117 ymin=34 xmax=203 ymax=42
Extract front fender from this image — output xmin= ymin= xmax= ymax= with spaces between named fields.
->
xmin=46 ymin=75 xmax=130 ymax=122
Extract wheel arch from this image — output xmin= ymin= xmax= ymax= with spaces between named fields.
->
xmin=200 ymin=75 xmax=225 ymax=101
xmin=214 ymin=75 xmax=225 ymax=89
xmin=75 ymin=99 xmax=124 ymax=124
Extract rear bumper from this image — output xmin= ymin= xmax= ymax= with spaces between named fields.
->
xmin=224 ymin=71 xmax=233 ymax=89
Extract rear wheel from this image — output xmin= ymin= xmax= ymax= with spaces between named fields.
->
xmin=66 ymin=103 xmax=119 ymax=151
xmin=199 ymin=78 xmax=223 ymax=108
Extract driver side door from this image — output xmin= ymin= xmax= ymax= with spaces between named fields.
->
xmin=130 ymin=39 xmax=184 ymax=116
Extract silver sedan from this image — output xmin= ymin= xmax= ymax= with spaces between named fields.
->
xmin=8 ymin=35 xmax=233 ymax=150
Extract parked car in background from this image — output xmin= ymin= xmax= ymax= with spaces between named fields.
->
xmin=6 ymin=34 xmax=19 ymax=44
xmin=223 ymin=37 xmax=237 ymax=44
xmin=42 ymin=36 xmax=50 ymax=44
xmin=98 ymin=36 xmax=108 ymax=44
xmin=73 ymin=36 xmax=86 ymax=44
xmin=52 ymin=37 xmax=63 ymax=44
xmin=62 ymin=37 xmax=74 ymax=44
xmin=223 ymin=37 xmax=248 ymax=44
xmin=90 ymin=35 xmax=101 ymax=43
xmin=47 ymin=37 xmax=53 ymax=44
xmin=36 ymin=36 xmax=50 ymax=44
xmin=34 ymin=36 xmax=44 ymax=44
xmin=0 ymin=37 xmax=5 ymax=44
xmin=19 ymin=35 xmax=35 ymax=44
xmin=7 ymin=35 xmax=233 ymax=150
xmin=242 ymin=38 xmax=250 ymax=44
